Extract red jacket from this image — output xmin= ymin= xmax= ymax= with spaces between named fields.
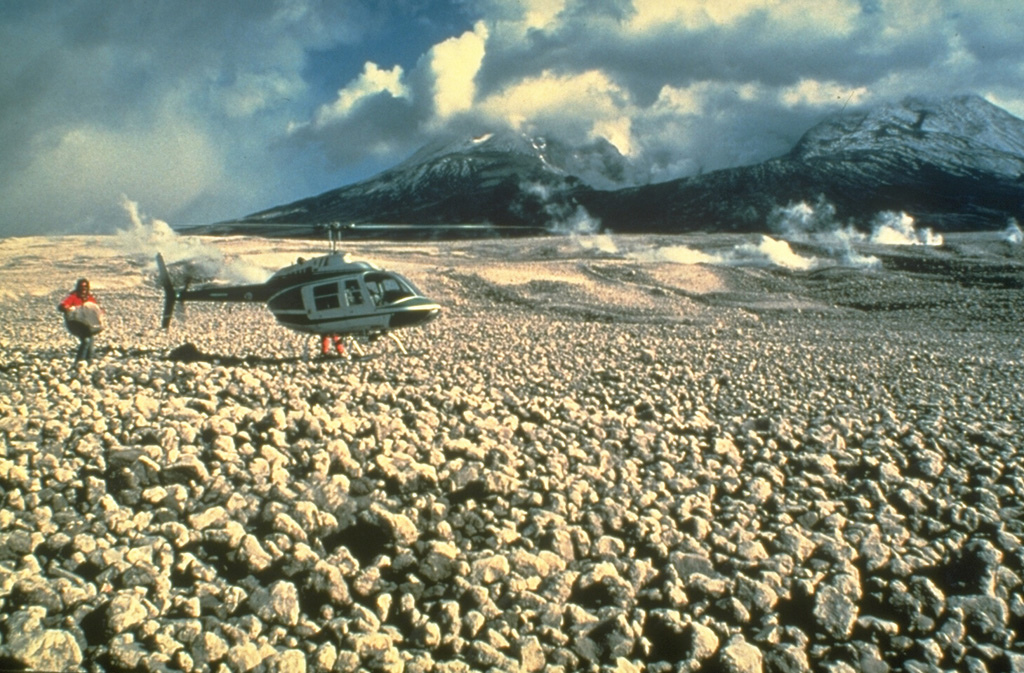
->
xmin=59 ymin=292 xmax=98 ymax=313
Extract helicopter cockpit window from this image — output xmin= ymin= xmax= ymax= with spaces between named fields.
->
xmin=344 ymin=279 xmax=364 ymax=306
xmin=365 ymin=272 xmax=415 ymax=305
xmin=313 ymin=282 xmax=341 ymax=311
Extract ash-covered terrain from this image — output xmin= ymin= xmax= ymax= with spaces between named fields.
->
xmin=0 ymin=233 xmax=1023 ymax=673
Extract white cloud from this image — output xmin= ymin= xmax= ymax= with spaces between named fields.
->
xmin=428 ymin=22 xmax=489 ymax=120
xmin=478 ymin=69 xmax=636 ymax=144
xmin=309 ymin=62 xmax=410 ymax=127
xmin=780 ymin=80 xmax=869 ymax=108
xmin=592 ymin=116 xmax=635 ymax=156
xmin=765 ymin=0 xmax=862 ymax=37
xmin=649 ymin=84 xmax=708 ymax=116
xmin=873 ymin=0 xmax=944 ymax=38
xmin=472 ymin=0 xmax=568 ymax=30
xmin=627 ymin=0 xmax=860 ymax=35
xmin=521 ymin=0 xmax=569 ymax=30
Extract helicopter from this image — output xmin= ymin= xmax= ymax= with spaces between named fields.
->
xmin=156 ymin=225 xmax=441 ymax=357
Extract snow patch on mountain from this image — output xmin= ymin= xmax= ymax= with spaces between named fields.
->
xmin=397 ymin=129 xmax=642 ymax=190
xmin=792 ymin=94 xmax=1024 ymax=176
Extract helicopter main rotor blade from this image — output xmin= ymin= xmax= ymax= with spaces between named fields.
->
xmin=156 ymin=253 xmax=177 ymax=330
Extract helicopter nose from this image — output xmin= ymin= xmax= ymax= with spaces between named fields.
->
xmin=389 ymin=300 xmax=441 ymax=329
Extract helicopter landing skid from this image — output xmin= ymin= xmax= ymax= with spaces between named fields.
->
xmin=364 ymin=332 xmax=410 ymax=355
xmin=304 ymin=333 xmax=409 ymax=361
xmin=386 ymin=333 xmax=408 ymax=355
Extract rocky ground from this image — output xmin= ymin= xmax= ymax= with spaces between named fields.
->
xmin=0 ymin=233 xmax=1023 ymax=673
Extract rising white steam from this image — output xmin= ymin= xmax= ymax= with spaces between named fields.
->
xmin=116 ymin=195 xmax=218 ymax=266
xmin=869 ymin=211 xmax=943 ymax=246
xmin=769 ymin=198 xmax=946 ymax=268
xmin=837 ymin=247 xmax=883 ymax=269
xmin=575 ymin=233 xmax=620 ymax=254
xmin=1003 ymin=219 xmax=1023 ymax=244
xmin=553 ymin=205 xmax=601 ymax=235
xmin=729 ymin=236 xmax=818 ymax=270
xmin=771 ymin=199 xmax=944 ymax=248
xmin=114 ymin=195 xmax=269 ymax=284
xmin=769 ymin=196 xmax=844 ymax=240
xmin=626 ymin=236 xmax=818 ymax=270
xmin=630 ymin=245 xmax=723 ymax=265
xmin=768 ymin=198 xmax=878 ymax=268
xmin=523 ymin=182 xmax=602 ymax=235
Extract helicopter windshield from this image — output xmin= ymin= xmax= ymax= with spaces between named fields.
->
xmin=364 ymin=272 xmax=418 ymax=306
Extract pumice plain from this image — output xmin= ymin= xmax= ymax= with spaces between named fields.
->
xmin=0 ymin=232 xmax=1022 ymax=672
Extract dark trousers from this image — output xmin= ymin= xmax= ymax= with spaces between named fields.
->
xmin=75 ymin=335 xmax=95 ymax=363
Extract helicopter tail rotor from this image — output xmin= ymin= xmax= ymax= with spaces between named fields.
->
xmin=156 ymin=253 xmax=178 ymax=329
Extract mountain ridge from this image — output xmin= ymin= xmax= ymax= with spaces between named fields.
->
xmin=222 ymin=94 xmax=1024 ymax=236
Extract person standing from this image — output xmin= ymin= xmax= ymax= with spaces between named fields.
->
xmin=58 ymin=278 xmax=103 ymax=364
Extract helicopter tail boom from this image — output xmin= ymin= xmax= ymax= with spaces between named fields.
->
xmin=156 ymin=253 xmax=273 ymax=329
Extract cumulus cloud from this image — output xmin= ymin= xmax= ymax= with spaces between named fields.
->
xmin=285 ymin=21 xmax=490 ymax=165
xmin=626 ymin=0 xmax=862 ymax=35
xmin=478 ymin=69 xmax=636 ymax=148
xmin=309 ymin=63 xmax=411 ymax=125
xmin=428 ymin=23 xmax=489 ymax=120
xmin=285 ymin=61 xmax=419 ymax=164
xmin=3 ymin=0 xmax=1024 ymax=235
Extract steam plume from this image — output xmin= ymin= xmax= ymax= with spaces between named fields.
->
xmin=575 ymin=233 xmax=619 ymax=254
xmin=768 ymin=196 xmax=845 ymax=240
xmin=1003 ymin=219 xmax=1023 ymax=245
xmin=870 ymin=211 xmax=944 ymax=246
xmin=627 ymin=236 xmax=818 ymax=271
xmin=629 ymin=245 xmax=723 ymax=265
xmin=523 ymin=182 xmax=602 ymax=235
xmin=768 ymin=197 xmax=877 ymax=268
xmin=114 ymin=195 xmax=269 ymax=284
xmin=730 ymin=236 xmax=818 ymax=271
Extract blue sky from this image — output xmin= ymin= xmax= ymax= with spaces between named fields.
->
xmin=2 ymin=0 xmax=1023 ymax=236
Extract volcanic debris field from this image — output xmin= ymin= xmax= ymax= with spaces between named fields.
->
xmin=0 ymin=233 xmax=1023 ymax=673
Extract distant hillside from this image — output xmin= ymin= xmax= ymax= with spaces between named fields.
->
xmin=208 ymin=94 xmax=1024 ymax=237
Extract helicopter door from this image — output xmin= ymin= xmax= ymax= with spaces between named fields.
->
xmin=304 ymin=278 xmax=369 ymax=319
xmin=343 ymin=279 xmax=366 ymax=309
xmin=312 ymin=282 xmax=342 ymax=311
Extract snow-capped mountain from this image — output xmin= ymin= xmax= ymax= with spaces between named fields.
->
xmin=222 ymin=95 xmax=1024 ymax=236
xmin=581 ymin=95 xmax=1024 ymax=233
xmin=791 ymin=95 xmax=1024 ymax=174
xmin=239 ymin=130 xmax=638 ymax=232
xmin=396 ymin=131 xmax=641 ymax=190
